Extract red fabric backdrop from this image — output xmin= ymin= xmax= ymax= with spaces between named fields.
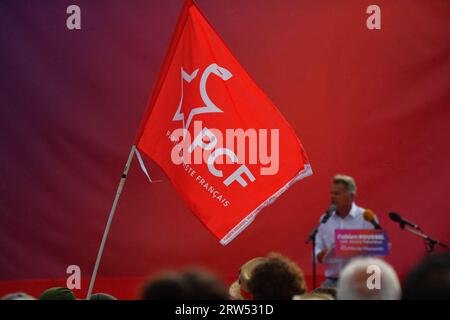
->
xmin=1 ymin=0 xmax=449 ymax=299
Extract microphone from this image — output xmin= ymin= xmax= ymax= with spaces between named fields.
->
xmin=305 ymin=204 xmax=336 ymax=243
xmin=363 ymin=209 xmax=382 ymax=229
xmin=321 ymin=204 xmax=336 ymax=224
xmin=389 ymin=212 xmax=421 ymax=230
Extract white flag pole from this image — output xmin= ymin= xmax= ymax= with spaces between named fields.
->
xmin=86 ymin=144 xmax=136 ymax=299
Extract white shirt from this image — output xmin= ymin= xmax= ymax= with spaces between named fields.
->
xmin=315 ymin=202 xmax=374 ymax=278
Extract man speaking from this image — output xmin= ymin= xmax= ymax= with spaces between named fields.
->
xmin=315 ymin=175 xmax=378 ymax=288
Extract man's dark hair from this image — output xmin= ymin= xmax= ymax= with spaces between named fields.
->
xmin=141 ymin=268 xmax=228 ymax=300
xmin=181 ymin=267 xmax=228 ymax=300
xmin=140 ymin=272 xmax=187 ymax=300
xmin=247 ymin=253 xmax=307 ymax=300
xmin=89 ymin=292 xmax=117 ymax=300
xmin=39 ymin=287 xmax=76 ymax=300
xmin=402 ymin=252 xmax=450 ymax=300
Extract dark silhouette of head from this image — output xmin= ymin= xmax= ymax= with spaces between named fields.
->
xmin=141 ymin=268 xmax=228 ymax=300
xmin=39 ymin=287 xmax=76 ymax=300
xmin=89 ymin=292 xmax=117 ymax=300
xmin=181 ymin=267 xmax=228 ymax=299
xmin=402 ymin=252 xmax=450 ymax=300
xmin=141 ymin=272 xmax=187 ymax=300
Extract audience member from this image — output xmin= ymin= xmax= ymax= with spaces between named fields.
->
xmin=89 ymin=292 xmax=117 ymax=300
xmin=39 ymin=287 xmax=77 ymax=300
xmin=1 ymin=292 xmax=36 ymax=300
xmin=311 ymin=287 xmax=337 ymax=299
xmin=229 ymin=257 xmax=267 ymax=299
xmin=293 ymin=292 xmax=334 ymax=300
xmin=141 ymin=271 xmax=187 ymax=300
xmin=402 ymin=252 xmax=450 ymax=300
xmin=247 ymin=253 xmax=307 ymax=300
xmin=181 ymin=267 xmax=228 ymax=299
xmin=337 ymin=257 xmax=401 ymax=300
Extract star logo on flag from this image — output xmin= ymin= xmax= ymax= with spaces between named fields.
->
xmin=172 ymin=63 xmax=232 ymax=130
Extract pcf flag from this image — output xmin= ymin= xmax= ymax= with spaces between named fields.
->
xmin=136 ymin=0 xmax=312 ymax=245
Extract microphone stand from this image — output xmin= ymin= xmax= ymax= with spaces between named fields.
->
xmin=305 ymin=228 xmax=318 ymax=289
xmin=399 ymin=223 xmax=448 ymax=254
xmin=305 ymin=214 xmax=329 ymax=289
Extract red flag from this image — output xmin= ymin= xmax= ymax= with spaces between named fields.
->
xmin=136 ymin=0 xmax=312 ymax=245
